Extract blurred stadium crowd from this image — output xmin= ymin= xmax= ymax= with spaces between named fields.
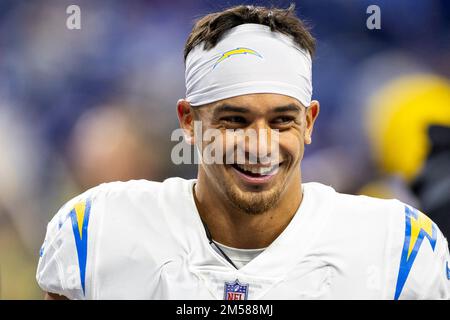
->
xmin=0 ymin=0 xmax=449 ymax=298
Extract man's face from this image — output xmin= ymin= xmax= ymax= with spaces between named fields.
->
xmin=179 ymin=93 xmax=319 ymax=214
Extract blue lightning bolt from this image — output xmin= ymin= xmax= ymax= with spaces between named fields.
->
xmin=394 ymin=206 xmax=437 ymax=299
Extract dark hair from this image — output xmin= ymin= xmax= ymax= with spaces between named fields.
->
xmin=184 ymin=4 xmax=316 ymax=62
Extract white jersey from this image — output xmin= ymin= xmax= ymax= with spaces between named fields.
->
xmin=36 ymin=178 xmax=450 ymax=299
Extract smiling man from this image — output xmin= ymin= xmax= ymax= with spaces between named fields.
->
xmin=37 ymin=5 xmax=450 ymax=300
xmin=180 ymin=93 xmax=316 ymax=251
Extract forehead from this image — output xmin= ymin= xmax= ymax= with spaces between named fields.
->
xmin=205 ymin=93 xmax=304 ymax=113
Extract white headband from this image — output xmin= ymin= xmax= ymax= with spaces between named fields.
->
xmin=185 ymin=23 xmax=312 ymax=107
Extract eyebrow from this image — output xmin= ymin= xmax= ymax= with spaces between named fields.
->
xmin=213 ymin=104 xmax=250 ymax=114
xmin=213 ymin=103 xmax=302 ymax=117
xmin=272 ymin=104 xmax=302 ymax=113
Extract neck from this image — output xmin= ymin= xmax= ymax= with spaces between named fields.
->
xmin=193 ymin=169 xmax=302 ymax=249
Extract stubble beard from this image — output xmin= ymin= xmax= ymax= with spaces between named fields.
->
xmin=222 ymin=181 xmax=283 ymax=215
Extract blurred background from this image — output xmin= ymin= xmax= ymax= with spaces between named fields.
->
xmin=0 ymin=0 xmax=449 ymax=299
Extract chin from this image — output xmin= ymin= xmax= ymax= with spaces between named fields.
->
xmin=224 ymin=181 xmax=283 ymax=215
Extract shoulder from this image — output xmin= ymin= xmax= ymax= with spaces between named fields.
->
xmin=92 ymin=179 xmax=163 ymax=200
xmin=36 ymin=177 xmax=194 ymax=299
xmin=320 ymin=183 xmax=440 ymax=251
xmin=306 ymin=183 xmax=449 ymax=299
xmin=44 ymin=179 xmax=166 ymax=242
xmin=92 ymin=177 xmax=192 ymax=202
xmin=36 ymin=184 xmax=103 ymax=299
xmin=311 ymin=183 xmax=449 ymax=299
xmin=303 ymin=182 xmax=402 ymax=224
xmin=66 ymin=177 xmax=192 ymax=216
xmin=306 ymin=182 xmax=404 ymax=255
xmin=41 ymin=177 xmax=193 ymax=251
xmin=389 ymin=203 xmax=449 ymax=299
xmin=302 ymin=182 xmax=401 ymax=264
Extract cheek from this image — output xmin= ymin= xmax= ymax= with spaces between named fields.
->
xmin=279 ymin=132 xmax=304 ymax=159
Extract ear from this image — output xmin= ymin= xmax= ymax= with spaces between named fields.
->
xmin=304 ymin=100 xmax=320 ymax=145
xmin=176 ymin=99 xmax=196 ymax=145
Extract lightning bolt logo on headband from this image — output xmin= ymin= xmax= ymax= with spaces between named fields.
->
xmin=213 ymin=47 xmax=262 ymax=69
xmin=394 ymin=205 xmax=437 ymax=299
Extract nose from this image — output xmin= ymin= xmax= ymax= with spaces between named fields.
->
xmin=238 ymin=119 xmax=280 ymax=165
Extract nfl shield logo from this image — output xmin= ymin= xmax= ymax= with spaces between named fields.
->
xmin=224 ymin=279 xmax=249 ymax=300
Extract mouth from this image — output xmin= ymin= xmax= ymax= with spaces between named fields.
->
xmin=230 ymin=162 xmax=282 ymax=184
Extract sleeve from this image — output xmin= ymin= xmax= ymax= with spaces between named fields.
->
xmin=36 ymin=186 xmax=102 ymax=300
xmin=393 ymin=203 xmax=450 ymax=300
xmin=418 ymin=230 xmax=450 ymax=299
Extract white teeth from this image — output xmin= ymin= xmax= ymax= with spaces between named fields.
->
xmin=236 ymin=164 xmax=279 ymax=175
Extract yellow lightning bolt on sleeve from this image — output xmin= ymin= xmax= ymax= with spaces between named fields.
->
xmin=73 ymin=201 xmax=86 ymax=240
xmin=408 ymin=211 xmax=433 ymax=259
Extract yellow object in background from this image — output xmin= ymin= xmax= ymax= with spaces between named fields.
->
xmin=366 ymin=74 xmax=450 ymax=182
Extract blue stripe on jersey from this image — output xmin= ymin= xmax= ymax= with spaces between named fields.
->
xmin=69 ymin=198 xmax=92 ymax=295
xmin=394 ymin=205 xmax=437 ymax=300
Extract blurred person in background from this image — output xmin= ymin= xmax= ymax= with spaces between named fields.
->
xmin=67 ymin=103 xmax=167 ymax=191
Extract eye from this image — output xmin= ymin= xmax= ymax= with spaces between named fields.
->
xmin=271 ymin=116 xmax=295 ymax=125
xmin=220 ymin=116 xmax=247 ymax=124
